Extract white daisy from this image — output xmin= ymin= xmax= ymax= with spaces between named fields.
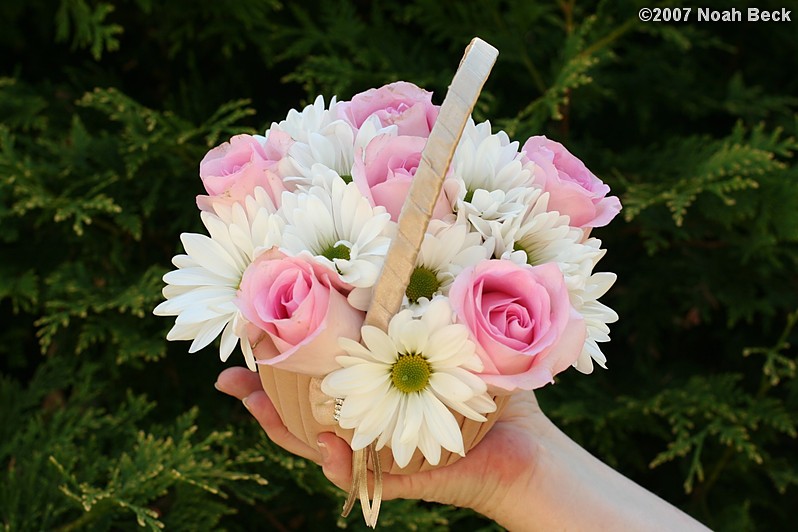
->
xmin=153 ymin=192 xmax=283 ymax=370
xmin=403 ymin=223 xmax=491 ymax=312
xmin=322 ymin=298 xmax=496 ymax=468
xmin=278 ymin=167 xmax=393 ymax=288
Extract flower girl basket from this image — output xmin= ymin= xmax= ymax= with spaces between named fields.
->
xmin=256 ymin=38 xmax=505 ymax=525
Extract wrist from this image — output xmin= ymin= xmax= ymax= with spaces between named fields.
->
xmin=466 ymin=412 xmax=557 ymax=525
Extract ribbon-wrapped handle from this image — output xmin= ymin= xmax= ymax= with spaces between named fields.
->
xmin=341 ymin=37 xmax=499 ymax=527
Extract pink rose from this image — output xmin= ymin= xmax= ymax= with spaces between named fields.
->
xmin=198 ymin=133 xmax=293 ymax=210
xmin=448 ymin=260 xmax=586 ymax=392
xmin=236 ymin=248 xmax=364 ymax=376
xmin=338 ymin=81 xmax=440 ymax=137
xmin=522 ymin=136 xmax=621 ymax=228
xmin=352 ymin=134 xmax=452 ymax=221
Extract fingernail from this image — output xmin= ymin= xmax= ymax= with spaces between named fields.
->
xmin=317 ymin=439 xmax=329 ymax=462
xmin=242 ymin=395 xmax=252 ymax=411
xmin=213 ymin=381 xmax=222 ymax=392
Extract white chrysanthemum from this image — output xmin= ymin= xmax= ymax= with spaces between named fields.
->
xmin=457 ymin=186 xmax=541 ymax=243
xmin=286 ymin=120 xmax=355 ymax=184
xmin=451 ymin=119 xmax=532 ymax=193
xmin=403 ymin=223 xmax=491 ymax=311
xmin=288 ymin=115 xmax=397 ymax=187
xmin=571 ymin=273 xmax=619 ymax=373
xmin=153 ymin=192 xmax=283 ymax=370
xmin=444 ymin=119 xmax=538 ymax=235
xmin=569 ymin=243 xmax=619 ymax=373
xmin=278 ymin=167 xmax=393 ymax=287
xmin=496 ymin=192 xmax=602 ymax=292
xmin=322 ymin=298 xmax=496 ymax=468
xmin=270 ymin=94 xmax=339 ymax=143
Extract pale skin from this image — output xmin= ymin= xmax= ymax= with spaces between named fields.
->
xmin=216 ymin=367 xmax=710 ymax=531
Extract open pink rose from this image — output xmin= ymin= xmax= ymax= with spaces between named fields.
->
xmin=522 ymin=136 xmax=621 ymax=228
xmin=448 ymin=260 xmax=586 ymax=392
xmin=236 ymin=248 xmax=364 ymax=376
xmin=198 ymin=132 xmax=293 ymax=211
xmin=352 ymin=134 xmax=452 ymax=221
xmin=337 ymin=81 xmax=440 ymax=137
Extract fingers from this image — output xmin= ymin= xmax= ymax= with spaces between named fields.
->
xmin=215 ymin=366 xmax=262 ymax=399
xmin=215 ymin=367 xmax=321 ymax=463
xmin=316 ymin=432 xmax=430 ymax=502
xmin=316 ymin=432 xmax=355 ymax=492
xmin=215 ymin=368 xmax=440 ymax=503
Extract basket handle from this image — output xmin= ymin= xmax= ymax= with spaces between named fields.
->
xmin=344 ymin=37 xmax=499 ymax=528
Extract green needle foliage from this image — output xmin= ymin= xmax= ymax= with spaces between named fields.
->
xmin=2 ymin=0 xmax=796 ymax=530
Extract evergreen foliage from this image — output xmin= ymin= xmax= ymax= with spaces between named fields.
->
xmin=2 ymin=0 xmax=796 ymax=529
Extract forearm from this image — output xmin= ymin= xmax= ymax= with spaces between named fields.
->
xmin=478 ymin=418 xmax=709 ymax=531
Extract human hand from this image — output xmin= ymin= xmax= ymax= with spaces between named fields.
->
xmin=214 ymin=366 xmax=547 ymax=516
xmin=216 ymin=367 xmax=711 ymax=531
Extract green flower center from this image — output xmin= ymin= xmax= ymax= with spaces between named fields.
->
xmin=391 ymin=353 xmax=432 ymax=393
xmin=405 ymin=266 xmax=440 ymax=303
xmin=340 ymin=174 xmax=353 ymax=184
xmin=321 ymin=243 xmax=351 ymax=261
xmin=513 ymin=243 xmax=539 ymax=266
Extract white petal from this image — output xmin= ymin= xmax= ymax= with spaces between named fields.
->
xmin=422 ymin=393 xmax=464 ymax=454
xmin=429 ymin=372 xmax=476 ymax=402
xmin=360 ymin=326 xmax=398 ymax=363
xmin=400 ymin=393 xmax=424 ymax=444
xmin=466 ymin=393 xmax=497 ymax=414
xmin=219 ymin=320 xmax=239 ymax=362
xmin=165 ymin=322 xmax=203 ymax=341
xmin=394 ymin=320 xmax=428 ymax=355
xmin=336 ymin=339 xmax=379 ymax=363
xmin=390 ymin=397 xmax=415 ymax=468
xmin=188 ymin=317 xmax=229 ymax=353
xmin=241 ymin=338 xmax=256 ymax=371
xmin=322 ymin=364 xmax=390 ymax=396
xmin=350 ymin=387 xmax=401 ymax=449
xmin=439 ymin=367 xmax=488 ymax=394
xmin=162 ymin=267 xmax=231 ymax=287
xmin=425 ymin=324 xmax=473 ymax=365
xmin=153 ymin=286 xmax=236 ymax=316
xmin=180 ymin=233 xmax=241 ymax=278
xmin=417 ymin=423 xmax=442 ymax=465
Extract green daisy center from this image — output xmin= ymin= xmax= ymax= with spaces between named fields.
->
xmin=513 ymin=242 xmax=539 ymax=266
xmin=340 ymin=174 xmax=353 ymax=184
xmin=405 ymin=266 xmax=440 ymax=303
xmin=391 ymin=353 xmax=432 ymax=393
xmin=321 ymin=243 xmax=351 ymax=261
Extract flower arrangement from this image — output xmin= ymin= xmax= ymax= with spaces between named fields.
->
xmin=154 ymin=40 xmax=621 ymax=520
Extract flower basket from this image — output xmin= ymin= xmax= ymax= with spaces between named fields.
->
xmin=155 ymin=35 xmax=622 ymax=528
xmin=258 ymin=364 xmax=511 ymax=475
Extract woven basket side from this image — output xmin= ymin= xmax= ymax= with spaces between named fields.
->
xmin=257 ymin=364 xmax=509 ymax=475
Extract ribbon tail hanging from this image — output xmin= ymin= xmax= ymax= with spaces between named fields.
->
xmin=341 ymin=443 xmax=383 ymax=528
